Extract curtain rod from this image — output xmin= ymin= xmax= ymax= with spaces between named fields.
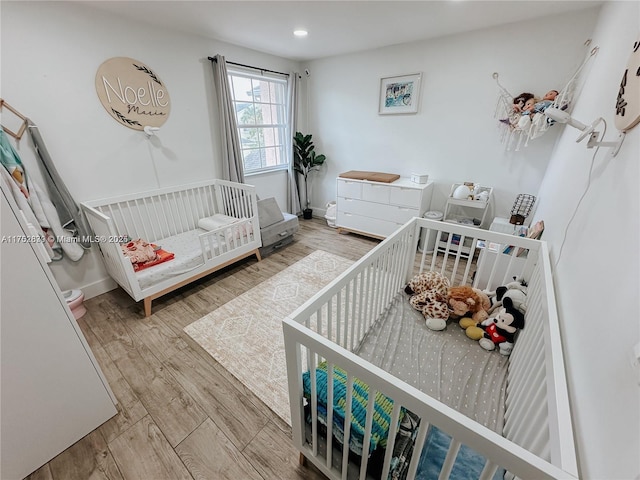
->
xmin=208 ymin=56 xmax=289 ymax=77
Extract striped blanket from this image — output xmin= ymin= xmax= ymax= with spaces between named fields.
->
xmin=302 ymin=362 xmax=402 ymax=456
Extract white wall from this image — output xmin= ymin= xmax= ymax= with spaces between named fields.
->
xmin=303 ymin=9 xmax=600 ymax=219
xmin=1 ymin=1 xmax=300 ymax=296
xmin=3 ymin=2 xmax=639 ymax=477
xmin=533 ymin=2 xmax=640 ymax=478
xmin=301 ymin=5 xmax=640 ymax=477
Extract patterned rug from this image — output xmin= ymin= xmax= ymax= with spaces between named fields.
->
xmin=183 ymin=250 xmax=353 ymax=425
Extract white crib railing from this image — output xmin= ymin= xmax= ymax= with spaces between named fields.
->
xmin=82 ymin=179 xmax=261 ymax=316
xmin=283 ymin=217 xmax=578 ymax=480
xmin=86 ymin=180 xmax=257 ymax=243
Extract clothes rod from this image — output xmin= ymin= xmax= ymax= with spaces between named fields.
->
xmin=208 ymin=56 xmax=289 ymax=77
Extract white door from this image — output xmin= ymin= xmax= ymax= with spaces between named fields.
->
xmin=1 ymin=189 xmax=117 ymax=479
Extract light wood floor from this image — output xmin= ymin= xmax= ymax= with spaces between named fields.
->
xmin=26 ymin=218 xmax=380 ymax=480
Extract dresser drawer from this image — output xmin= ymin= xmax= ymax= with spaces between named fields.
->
xmin=389 ymin=186 xmax=421 ymax=207
xmin=362 ymin=182 xmax=391 ymax=204
xmin=334 ymin=176 xmax=433 ymax=240
xmin=338 ymin=197 xmax=418 ymax=224
xmin=336 ymin=211 xmax=405 ymax=238
xmin=336 ymin=179 xmax=362 ymax=199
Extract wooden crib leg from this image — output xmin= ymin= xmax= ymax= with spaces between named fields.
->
xmin=143 ymin=298 xmax=152 ymax=317
xmin=255 ymin=249 xmax=262 ymax=262
xmin=299 ymin=452 xmax=307 ymax=466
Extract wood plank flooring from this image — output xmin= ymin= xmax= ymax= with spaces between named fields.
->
xmin=26 ymin=218 xmax=379 ymax=480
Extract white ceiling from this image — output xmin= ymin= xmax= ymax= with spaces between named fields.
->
xmin=84 ymin=1 xmax=603 ymax=62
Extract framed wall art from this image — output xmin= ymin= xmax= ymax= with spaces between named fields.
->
xmin=379 ymin=72 xmax=422 ymax=115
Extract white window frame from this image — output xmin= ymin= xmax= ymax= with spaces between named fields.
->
xmin=227 ymin=68 xmax=289 ymax=175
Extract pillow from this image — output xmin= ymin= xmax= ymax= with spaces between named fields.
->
xmin=199 ymin=214 xmax=254 ymax=239
xmin=198 ymin=214 xmax=239 ymax=231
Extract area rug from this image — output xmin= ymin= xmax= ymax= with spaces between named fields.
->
xmin=184 ymin=250 xmax=354 ymax=425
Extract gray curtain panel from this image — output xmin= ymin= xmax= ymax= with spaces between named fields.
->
xmin=286 ymin=72 xmax=301 ymax=215
xmin=211 ymin=55 xmax=245 ymax=184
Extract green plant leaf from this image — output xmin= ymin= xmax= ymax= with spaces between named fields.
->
xmin=293 ymin=132 xmax=327 ymax=208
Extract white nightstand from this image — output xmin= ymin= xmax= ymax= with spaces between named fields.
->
xmin=475 ymin=218 xmax=529 ymax=289
xmin=489 ymin=217 xmax=516 ymax=235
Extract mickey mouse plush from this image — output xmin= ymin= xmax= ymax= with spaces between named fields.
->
xmin=475 ymin=297 xmax=525 ymax=356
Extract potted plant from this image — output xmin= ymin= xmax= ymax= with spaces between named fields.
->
xmin=293 ymin=131 xmax=327 ymax=219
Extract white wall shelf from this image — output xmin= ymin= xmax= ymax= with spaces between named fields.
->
xmin=442 ymin=183 xmax=493 ymax=227
xmin=437 ymin=184 xmax=493 ymax=257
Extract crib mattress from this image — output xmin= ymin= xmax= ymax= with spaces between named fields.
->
xmin=133 ymin=229 xmax=207 ymax=290
xmin=135 ymin=228 xmax=254 ymax=291
xmin=355 ymin=292 xmax=508 ymax=433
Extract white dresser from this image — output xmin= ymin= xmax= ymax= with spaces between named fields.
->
xmin=336 ymin=177 xmax=433 ymax=239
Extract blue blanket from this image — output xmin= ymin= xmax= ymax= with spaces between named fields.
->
xmin=303 ymin=364 xmax=505 ymax=479
xmin=416 ymin=426 xmax=505 ymax=480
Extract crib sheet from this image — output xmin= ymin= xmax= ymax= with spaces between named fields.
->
xmin=136 ymin=227 xmax=257 ymax=291
xmin=301 ymin=292 xmax=510 ymax=479
xmin=355 ymin=292 xmax=508 ymax=434
xmin=135 ymin=229 xmax=207 ymax=290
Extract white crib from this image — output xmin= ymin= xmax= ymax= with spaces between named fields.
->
xmin=283 ymin=217 xmax=578 ymax=480
xmin=82 ymin=179 xmax=261 ymax=316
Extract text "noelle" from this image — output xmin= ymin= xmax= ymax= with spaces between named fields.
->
xmin=101 ymin=77 xmax=168 ymax=108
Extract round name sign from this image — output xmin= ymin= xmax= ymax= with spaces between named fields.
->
xmin=614 ymin=39 xmax=640 ymax=132
xmin=95 ymin=57 xmax=170 ymax=131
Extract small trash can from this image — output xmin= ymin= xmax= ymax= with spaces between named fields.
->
xmin=418 ymin=211 xmax=443 ymax=253
xmin=324 ymin=201 xmax=337 ymax=228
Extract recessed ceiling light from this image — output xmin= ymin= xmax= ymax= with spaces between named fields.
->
xmin=293 ymin=30 xmax=308 ymax=37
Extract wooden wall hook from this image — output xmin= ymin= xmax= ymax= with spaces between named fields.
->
xmin=0 ymin=99 xmax=28 ymax=140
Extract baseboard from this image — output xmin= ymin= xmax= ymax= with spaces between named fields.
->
xmin=311 ymin=206 xmax=328 ymax=218
xmin=82 ymin=276 xmax=118 ymax=300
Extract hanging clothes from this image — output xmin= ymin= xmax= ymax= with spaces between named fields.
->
xmin=0 ymin=126 xmax=84 ymax=261
xmin=0 ymin=163 xmax=57 ymax=261
xmin=26 ymin=119 xmax=93 ymax=248
xmin=26 ymin=174 xmax=85 ymax=261
xmin=1 ymin=127 xmax=55 ymax=261
xmin=0 ymin=125 xmax=28 ymax=196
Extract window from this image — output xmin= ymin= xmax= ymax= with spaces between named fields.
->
xmin=228 ymin=69 xmax=288 ymax=174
